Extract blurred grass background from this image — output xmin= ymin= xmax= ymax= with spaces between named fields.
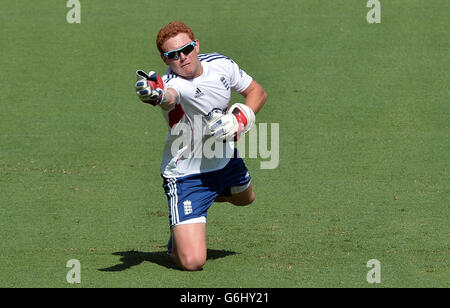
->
xmin=0 ymin=0 xmax=448 ymax=287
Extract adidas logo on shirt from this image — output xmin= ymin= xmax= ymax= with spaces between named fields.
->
xmin=194 ymin=87 xmax=204 ymax=98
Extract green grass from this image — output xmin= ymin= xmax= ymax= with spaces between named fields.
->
xmin=0 ymin=0 xmax=448 ymax=288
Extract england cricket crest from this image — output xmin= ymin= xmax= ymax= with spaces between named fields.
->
xmin=183 ymin=200 xmax=193 ymax=215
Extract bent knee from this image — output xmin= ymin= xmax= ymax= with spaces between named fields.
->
xmin=233 ymin=192 xmax=255 ymax=206
xmin=178 ymin=255 xmax=206 ymax=271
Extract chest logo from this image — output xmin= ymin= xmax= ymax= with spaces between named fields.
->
xmin=194 ymin=87 xmax=205 ymax=99
xmin=220 ymin=76 xmax=230 ymax=90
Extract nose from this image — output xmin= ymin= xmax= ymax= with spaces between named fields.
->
xmin=179 ymin=52 xmax=188 ymax=61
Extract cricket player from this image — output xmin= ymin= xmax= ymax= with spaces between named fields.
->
xmin=135 ymin=21 xmax=267 ymax=271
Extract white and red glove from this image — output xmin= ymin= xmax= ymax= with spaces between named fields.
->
xmin=208 ymin=103 xmax=256 ymax=142
xmin=135 ymin=70 xmax=166 ymax=106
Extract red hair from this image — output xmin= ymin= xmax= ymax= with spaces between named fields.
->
xmin=156 ymin=21 xmax=195 ymax=54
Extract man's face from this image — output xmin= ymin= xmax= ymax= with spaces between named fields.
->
xmin=161 ymin=33 xmax=202 ymax=79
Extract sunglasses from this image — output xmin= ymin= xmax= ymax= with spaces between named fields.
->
xmin=162 ymin=41 xmax=196 ymax=60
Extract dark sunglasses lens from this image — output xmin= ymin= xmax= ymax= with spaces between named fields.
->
xmin=180 ymin=44 xmax=194 ymax=55
xmin=166 ymin=51 xmax=178 ymax=59
xmin=165 ymin=42 xmax=195 ymax=59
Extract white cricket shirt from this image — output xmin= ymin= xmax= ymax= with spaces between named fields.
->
xmin=160 ymin=53 xmax=253 ymax=178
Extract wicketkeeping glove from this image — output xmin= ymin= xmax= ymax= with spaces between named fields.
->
xmin=208 ymin=103 xmax=256 ymax=142
xmin=135 ymin=70 xmax=166 ymax=106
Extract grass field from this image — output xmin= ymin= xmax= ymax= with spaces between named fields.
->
xmin=0 ymin=0 xmax=448 ymax=288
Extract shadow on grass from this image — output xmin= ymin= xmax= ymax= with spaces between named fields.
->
xmin=99 ymin=249 xmax=238 ymax=271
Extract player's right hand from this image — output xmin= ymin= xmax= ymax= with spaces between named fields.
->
xmin=208 ymin=103 xmax=256 ymax=142
xmin=135 ymin=70 xmax=166 ymax=106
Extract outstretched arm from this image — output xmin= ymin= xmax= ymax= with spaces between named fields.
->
xmin=159 ymin=88 xmax=178 ymax=111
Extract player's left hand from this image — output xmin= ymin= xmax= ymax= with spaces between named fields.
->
xmin=208 ymin=103 xmax=255 ymax=142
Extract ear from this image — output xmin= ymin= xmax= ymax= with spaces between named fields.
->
xmin=194 ymin=39 xmax=200 ymax=53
